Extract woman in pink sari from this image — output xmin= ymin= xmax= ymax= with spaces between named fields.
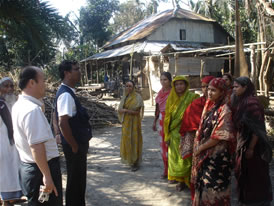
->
xmin=153 ymin=72 xmax=172 ymax=179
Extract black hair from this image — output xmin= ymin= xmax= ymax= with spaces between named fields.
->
xmin=18 ymin=66 xmax=38 ymax=90
xmin=234 ymin=76 xmax=255 ymax=97
xmin=58 ymin=60 xmax=78 ymax=80
xmin=161 ymin=72 xmax=172 ymax=82
xmin=126 ymin=80 xmax=135 ymax=87
xmin=222 ymin=73 xmax=233 ymax=82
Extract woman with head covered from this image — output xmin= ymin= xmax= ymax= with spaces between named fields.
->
xmin=179 ymin=76 xmax=214 ymax=191
xmin=191 ymin=78 xmax=235 ymax=206
xmin=118 ymin=80 xmax=144 ymax=172
xmin=164 ymin=75 xmax=199 ymax=189
xmin=232 ymin=77 xmax=272 ymax=206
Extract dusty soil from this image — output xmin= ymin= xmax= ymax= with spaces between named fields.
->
xmin=17 ymin=99 xmax=274 ymax=206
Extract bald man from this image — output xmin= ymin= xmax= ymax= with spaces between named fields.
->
xmin=12 ymin=67 xmax=62 ymax=206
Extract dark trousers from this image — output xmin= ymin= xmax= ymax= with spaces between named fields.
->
xmin=62 ymin=143 xmax=89 ymax=206
xmin=19 ymin=157 xmax=63 ymax=206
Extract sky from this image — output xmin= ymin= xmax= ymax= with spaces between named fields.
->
xmin=46 ymin=0 xmax=191 ymax=18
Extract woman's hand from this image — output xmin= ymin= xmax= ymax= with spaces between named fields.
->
xmin=245 ymin=148 xmax=254 ymax=159
xmin=119 ymin=109 xmax=128 ymax=113
xmin=194 ymin=146 xmax=202 ymax=156
xmin=165 ymin=140 xmax=170 ymax=146
xmin=152 ymin=121 xmax=157 ymax=131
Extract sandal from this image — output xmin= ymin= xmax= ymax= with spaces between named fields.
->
xmin=168 ymin=180 xmax=177 ymax=184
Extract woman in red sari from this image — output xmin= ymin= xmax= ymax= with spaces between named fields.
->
xmin=178 ymin=75 xmax=214 ymax=191
xmin=153 ymin=72 xmax=172 ymax=179
xmin=191 ymin=78 xmax=235 ymax=206
xmin=232 ymin=77 xmax=272 ymax=206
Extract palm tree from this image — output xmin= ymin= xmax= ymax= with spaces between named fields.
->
xmin=0 ymin=0 xmax=76 ymax=67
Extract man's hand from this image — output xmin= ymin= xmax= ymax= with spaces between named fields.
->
xmin=71 ymin=143 xmax=79 ymax=154
xmin=43 ymin=175 xmax=58 ymax=196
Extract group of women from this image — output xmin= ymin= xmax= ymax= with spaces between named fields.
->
xmin=118 ymin=72 xmax=272 ymax=206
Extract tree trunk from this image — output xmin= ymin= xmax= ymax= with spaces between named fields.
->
xmin=259 ymin=52 xmax=268 ymax=95
xmin=257 ymin=3 xmax=267 ymax=94
xmin=263 ymin=49 xmax=274 ymax=97
xmin=234 ymin=0 xmax=240 ymax=77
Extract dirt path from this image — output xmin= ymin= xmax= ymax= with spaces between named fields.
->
xmin=17 ymin=103 xmax=273 ymax=206
xmin=81 ymin=104 xmax=274 ymax=206
xmin=84 ymin=106 xmax=193 ymax=206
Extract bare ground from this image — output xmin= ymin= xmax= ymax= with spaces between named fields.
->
xmin=17 ymin=100 xmax=274 ymax=206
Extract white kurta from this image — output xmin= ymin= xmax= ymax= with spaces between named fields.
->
xmin=0 ymin=112 xmax=21 ymax=192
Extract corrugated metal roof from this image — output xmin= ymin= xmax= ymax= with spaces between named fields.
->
xmin=81 ymin=41 xmax=172 ymax=62
xmin=103 ymin=8 xmax=215 ymax=49
xmin=80 ymin=41 xmax=223 ymax=62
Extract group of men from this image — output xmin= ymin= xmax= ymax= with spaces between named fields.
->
xmin=0 ymin=60 xmax=92 ymax=206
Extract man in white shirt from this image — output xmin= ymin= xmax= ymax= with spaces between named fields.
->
xmin=55 ymin=60 xmax=91 ymax=206
xmin=0 ymin=77 xmax=25 ymax=205
xmin=12 ymin=66 xmax=62 ymax=205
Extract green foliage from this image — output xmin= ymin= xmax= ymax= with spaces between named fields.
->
xmin=79 ymin=0 xmax=119 ymax=48
xmin=109 ymin=1 xmax=146 ymax=34
xmin=188 ymin=0 xmax=258 ymax=43
xmin=0 ymin=0 xmax=77 ymax=70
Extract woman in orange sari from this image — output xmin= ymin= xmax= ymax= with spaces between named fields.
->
xmin=118 ymin=80 xmax=144 ymax=171
xmin=153 ymin=72 xmax=172 ymax=179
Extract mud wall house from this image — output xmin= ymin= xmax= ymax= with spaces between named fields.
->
xmin=80 ymin=8 xmax=232 ymax=100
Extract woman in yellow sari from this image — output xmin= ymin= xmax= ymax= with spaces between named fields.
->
xmin=164 ymin=75 xmax=199 ymax=190
xmin=118 ymin=80 xmax=144 ymax=171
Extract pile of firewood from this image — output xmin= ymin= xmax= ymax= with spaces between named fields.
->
xmin=43 ymin=89 xmax=119 ymax=129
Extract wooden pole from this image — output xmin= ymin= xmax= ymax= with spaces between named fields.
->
xmin=250 ymin=45 xmax=256 ymax=86
xmin=96 ymin=62 xmax=99 ymax=83
xmin=84 ymin=61 xmax=88 ymax=85
xmin=147 ymin=57 xmax=154 ymax=106
xmin=200 ymin=59 xmax=205 ymax=80
xmin=174 ymin=53 xmax=178 ymax=76
xmin=227 ymin=37 xmax=232 ymax=74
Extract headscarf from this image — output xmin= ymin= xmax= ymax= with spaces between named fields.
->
xmin=232 ymin=76 xmax=272 ymax=163
xmin=118 ymin=85 xmax=144 ymax=123
xmin=209 ymin=78 xmax=227 ymax=91
xmin=164 ymin=75 xmax=199 ymax=142
xmin=201 ymin=76 xmax=215 ymax=84
xmin=0 ymin=77 xmax=13 ymax=86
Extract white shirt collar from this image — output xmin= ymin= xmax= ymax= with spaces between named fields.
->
xmin=61 ymin=83 xmax=76 ymax=93
xmin=19 ymin=94 xmax=43 ymax=107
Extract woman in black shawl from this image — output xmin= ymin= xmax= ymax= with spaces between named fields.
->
xmin=232 ymin=76 xmax=272 ymax=206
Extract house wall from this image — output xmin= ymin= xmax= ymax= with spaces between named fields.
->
xmin=147 ymin=19 xmax=215 ymax=43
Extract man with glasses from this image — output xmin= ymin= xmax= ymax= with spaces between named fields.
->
xmin=55 ymin=60 xmax=92 ymax=206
